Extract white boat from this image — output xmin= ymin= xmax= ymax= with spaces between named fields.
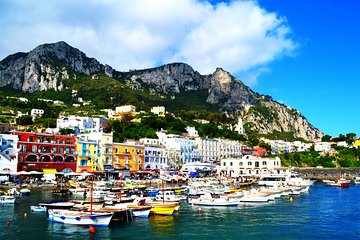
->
xmin=47 ymin=209 xmax=113 ymax=226
xmin=30 ymin=206 xmax=47 ymax=212
xmin=323 ymin=178 xmax=351 ymax=188
xmin=20 ymin=189 xmax=31 ymax=196
xmin=69 ymin=187 xmax=88 ymax=196
xmin=257 ymin=172 xmax=315 ymax=187
xmin=353 ymin=177 xmax=360 ymax=185
xmin=188 ymin=193 xmax=241 ymax=207
xmin=155 ymin=191 xmax=187 ymax=202
xmin=39 ymin=201 xmax=75 ymax=209
xmin=0 ymin=195 xmax=17 ymax=204
xmin=111 ymin=198 xmax=152 ymax=218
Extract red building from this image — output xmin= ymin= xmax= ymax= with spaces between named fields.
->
xmin=14 ymin=131 xmax=77 ymax=172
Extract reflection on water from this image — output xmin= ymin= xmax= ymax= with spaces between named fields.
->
xmin=148 ymin=215 xmax=175 ymax=238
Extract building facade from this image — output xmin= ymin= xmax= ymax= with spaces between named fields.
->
xmin=112 ymin=142 xmax=144 ymax=171
xmin=14 ymin=131 xmax=77 ymax=172
xmin=0 ymin=134 xmax=18 ymax=172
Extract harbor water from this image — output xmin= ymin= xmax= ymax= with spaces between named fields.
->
xmin=1 ymin=182 xmax=360 ymax=240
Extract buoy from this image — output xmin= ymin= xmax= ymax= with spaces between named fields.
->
xmin=89 ymin=225 xmax=95 ymax=233
xmin=24 ymin=213 xmax=27 ymax=219
xmin=6 ymin=221 xmax=10 ymax=225
xmin=290 ymin=197 xmax=293 ymax=202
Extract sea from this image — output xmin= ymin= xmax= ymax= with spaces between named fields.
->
xmin=1 ymin=182 xmax=360 ymax=240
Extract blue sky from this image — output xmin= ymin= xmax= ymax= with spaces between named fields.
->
xmin=0 ymin=0 xmax=358 ymax=137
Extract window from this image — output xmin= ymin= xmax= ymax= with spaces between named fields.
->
xmin=248 ymin=162 xmax=252 ymax=166
xmin=223 ymin=162 xmax=226 ymax=166
xmin=239 ymin=162 xmax=243 ymax=166
xmin=262 ymin=161 xmax=267 ymax=165
xmin=230 ymin=162 xmax=233 ymax=166
xmin=32 ymin=145 xmax=37 ymax=152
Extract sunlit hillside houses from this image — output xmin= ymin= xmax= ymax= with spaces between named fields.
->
xmin=30 ymin=109 xmax=44 ymax=121
xmin=56 ymin=116 xmax=106 ymax=134
xmin=220 ymin=155 xmax=282 ymax=177
xmin=314 ymin=140 xmax=331 ymax=152
xmin=150 ymin=106 xmax=166 ymax=117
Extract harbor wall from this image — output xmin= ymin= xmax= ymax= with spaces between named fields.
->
xmin=294 ymin=168 xmax=360 ymax=180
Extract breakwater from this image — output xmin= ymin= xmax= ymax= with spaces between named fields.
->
xmin=294 ymin=167 xmax=360 ymax=180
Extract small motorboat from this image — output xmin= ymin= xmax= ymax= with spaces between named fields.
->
xmin=0 ymin=195 xmax=17 ymax=204
xmin=30 ymin=206 xmax=47 ymax=212
xmin=47 ymin=209 xmax=113 ymax=226
xmin=20 ymin=189 xmax=31 ymax=196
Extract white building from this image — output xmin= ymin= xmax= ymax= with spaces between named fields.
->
xmin=57 ymin=116 xmax=105 ymax=134
xmin=195 ymin=138 xmax=219 ymax=163
xmin=314 ymin=141 xmax=331 ymax=152
xmin=140 ymin=138 xmax=168 ymax=169
xmin=0 ymin=134 xmax=18 ymax=173
xmin=150 ymin=106 xmax=165 ymax=116
xmin=217 ymin=139 xmax=242 ymax=159
xmin=30 ymin=109 xmax=44 ymax=120
xmin=115 ymin=105 xmax=136 ymax=114
xmin=220 ymin=155 xmax=281 ymax=177
xmin=186 ymin=126 xmax=198 ymax=138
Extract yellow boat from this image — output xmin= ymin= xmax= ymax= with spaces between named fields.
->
xmin=149 ymin=202 xmax=179 ymax=216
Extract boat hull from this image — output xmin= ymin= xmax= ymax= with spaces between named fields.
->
xmin=150 ymin=204 xmax=177 ymax=216
xmin=47 ymin=210 xmax=113 ymax=226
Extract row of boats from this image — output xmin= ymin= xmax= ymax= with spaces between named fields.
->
xmin=2 ymin=171 xmax=357 ymax=227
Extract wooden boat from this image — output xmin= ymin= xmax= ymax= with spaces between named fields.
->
xmin=30 ymin=206 xmax=47 ymax=212
xmin=47 ymin=209 xmax=113 ymax=226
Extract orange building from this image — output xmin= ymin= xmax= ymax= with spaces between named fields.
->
xmin=112 ymin=143 xmax=144 ymax=171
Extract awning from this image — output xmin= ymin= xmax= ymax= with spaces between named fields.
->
xmin=42 ymin=169 xmax=59 ymax=174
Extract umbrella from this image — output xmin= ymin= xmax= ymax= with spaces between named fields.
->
xmin=29 ymin=171 xmax=42 ymax=175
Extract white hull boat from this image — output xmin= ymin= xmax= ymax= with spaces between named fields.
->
xmin=47 ymin=209 xmax=113 ymax=226
xmin=0 ymin=195 xmax=17 ymax=204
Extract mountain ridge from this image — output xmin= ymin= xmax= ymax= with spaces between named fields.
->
xmin=0 ymin=41 xmax=323 ymax=140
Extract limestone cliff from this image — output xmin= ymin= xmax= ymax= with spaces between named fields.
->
xmin=0 ymin=41 xmax=113 ymax=93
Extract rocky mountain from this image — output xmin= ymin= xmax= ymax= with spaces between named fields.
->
xmin=0 ymin=41 xmax=114 ymax=92
xmin=0 ymin=41 xmax=322 ymax=140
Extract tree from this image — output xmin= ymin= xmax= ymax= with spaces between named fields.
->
xmin=16 ymin=115 xmax=33 ymax=125
xmin=321 ymin=134 xmax=332 ymax=142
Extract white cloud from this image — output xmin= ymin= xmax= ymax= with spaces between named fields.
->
xmin=0 ymin=0 xmax=296 ymax=85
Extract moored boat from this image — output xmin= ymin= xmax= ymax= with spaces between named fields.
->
xmin=189 ymin=193 xmax=241 ymax=207
xmin=47 ymin=209 xmax=113 ymax=226
xmin=0 ymin=195 xmax=17 ymax=204
xmin=30 ymin=205 xmax=47 ymax=212
xmin=149 ymin=202 xmax=179 ymax=216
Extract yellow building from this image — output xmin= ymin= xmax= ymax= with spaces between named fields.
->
xmin=76 ymin=137 xmax=102 ymax=172
xmin=112 ymin=143 xmax=144 ymax=171
xmin=354 ymin=139 xmax=360 ymax=148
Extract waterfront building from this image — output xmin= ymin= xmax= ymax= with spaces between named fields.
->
xmin=220 ymin=155 xmax=281 ymax=177
xmin=112 ymin=142 xmax=144 ymax=171
xmin=14 ymin=131 xmax=77 ymax=172
xmin=216 ymin=138 xmax=242 ymax=159
xmin=0 ymin=134 xmax=18 ymax=172
xmin=140 ymin=138 xmax=168 ymax=169
xmin=195 ymin=137 xmax=219 ymax=163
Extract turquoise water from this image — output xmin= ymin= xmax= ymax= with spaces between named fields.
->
xmin=1 ymin=183 xmax=360 ymax=240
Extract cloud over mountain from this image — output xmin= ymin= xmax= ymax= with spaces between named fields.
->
xmin=0 ymin=0 xmax=296 ymax=85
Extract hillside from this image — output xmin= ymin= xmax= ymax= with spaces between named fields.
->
xmin=0 ymin=41 xmax=323 ymax=140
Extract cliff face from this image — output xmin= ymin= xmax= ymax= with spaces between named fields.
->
xmin=0 ymin=42 xmax=323 ymax=140
xmin=0 ymin=41 xmax=113 ymax=93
